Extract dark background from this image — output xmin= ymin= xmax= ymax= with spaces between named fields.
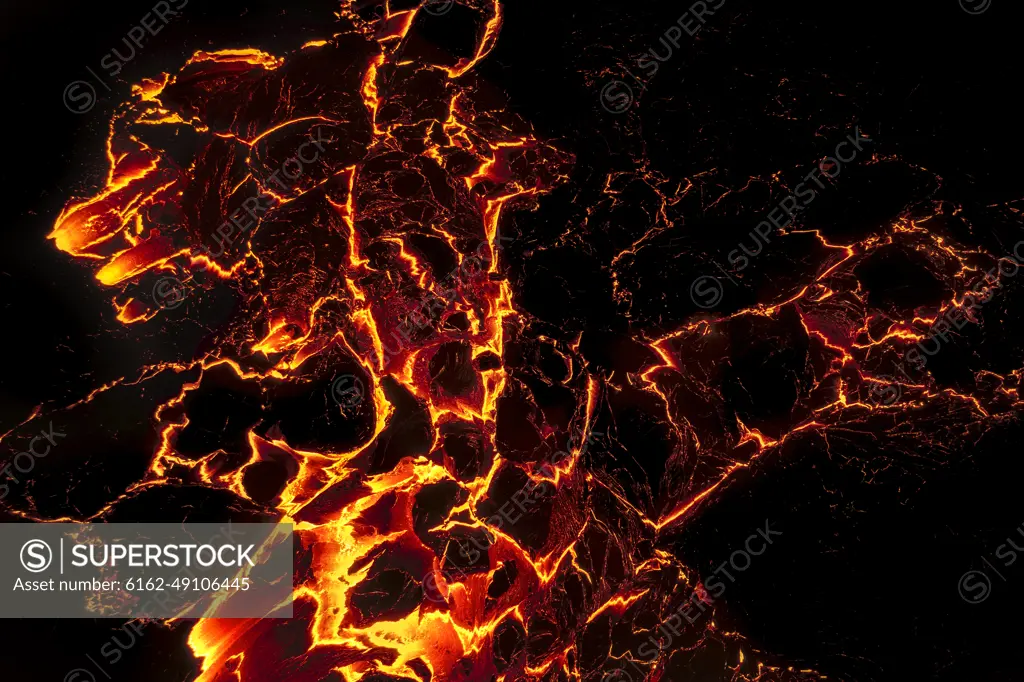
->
xmin=1 ymin=0 xmax=1022 ymax=680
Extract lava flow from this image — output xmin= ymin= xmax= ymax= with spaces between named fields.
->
xmin=7 ymin=0 xmax=1022 ymax=681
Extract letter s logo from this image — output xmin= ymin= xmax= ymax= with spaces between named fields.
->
xmin=20 ymin=539 xmax=52 ymax=573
